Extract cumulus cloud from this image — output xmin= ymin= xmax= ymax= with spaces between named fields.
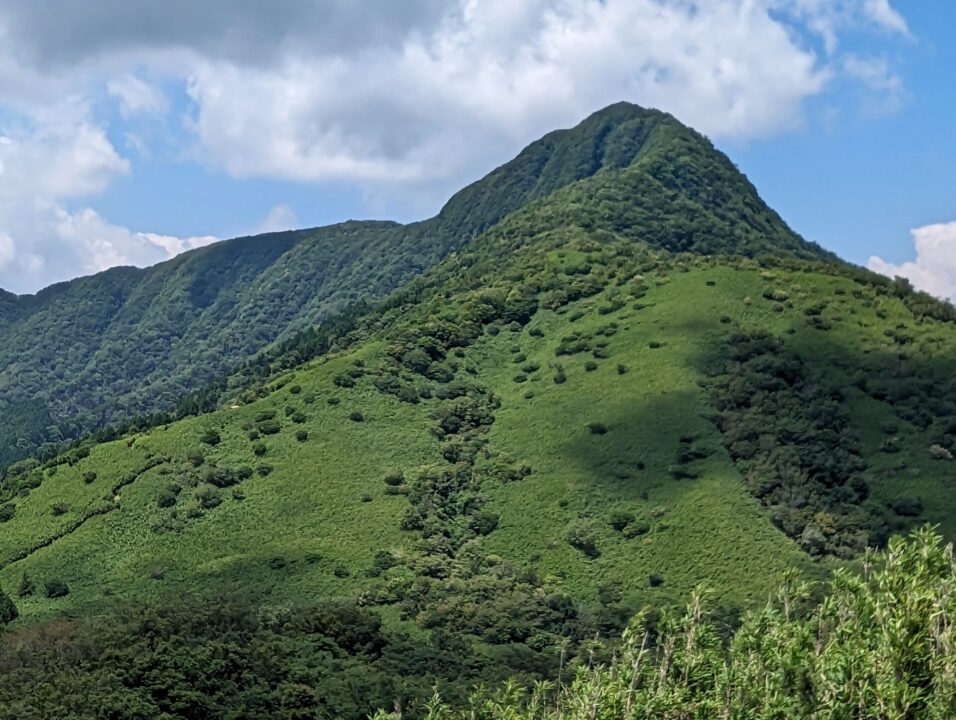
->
xmin=0 ymin=105 xmax=217 ymax=294
xmin=0 ymin=0 xmax=913 ymax=291
xmin=868 ymin=223 xmax=956 ymax=302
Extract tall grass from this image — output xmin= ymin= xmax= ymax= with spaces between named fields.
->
xmin=378 ymin=527 xmax=956 ymax=719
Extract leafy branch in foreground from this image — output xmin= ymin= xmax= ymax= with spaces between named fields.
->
xmin=375 ymin=527 xmax=956 ymax=719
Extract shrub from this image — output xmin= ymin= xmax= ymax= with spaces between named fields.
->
xmin=257 ymin=464 xmax=273 ymax=477
xmin=609 ymin=510 xmax=636 ymax=532
xmin=200 ymin=428 xmax=221 ymax=446
xmin=0 ymin=504 xmax=15 ymax=523
xmin=0 ymin=589 xmax=17 ymax=625
xmin=586 ymin=422 xmax=608 ymax=435
xmin=187 ymin=451 xmax=205 ymax=467
xmin=513 ymin=374 xmax=528 ymax=383
xmin=295 ymin=430 xmax=309 ymax=442
xmin=383 ymin=469 xmax=405 ymax=486
xmin=51 ymin=502 xmax=70 ymax=516
xmin=349 ymin=411 xmax=365 ymax=422
xmin=327 ymin=397 xmax=341 ymax=405
xmin=622 ymin=522 xmax=651 ymax=539
xmin=567 ymin=522 xmax=600 ymax=558
xmin=44 ymin=578 xmax=70 ymax=598
xmin=649 ymin=573 xmax=664 ymax=587
xmin=470 ymin=510 xmax=500 ymax=536
xmin=289 ymin=385 xmax=302 ymax=395
xmin=617 ymin=364 xmax=628 ymax=375
xmin=204 ymin=468 xmax=240 ymax=488
xmin=648 ymin=341 xmax=662 ymax=349
xmin=291 ymin=412 xmax=307 ymax=424
xmin=257 ymin=420 xmax=281 ymax=435
xmin=554 ymin=367 xmax=567 ymax=384
xmin=253 ymin=443 xmax=267 ymax=457
xmin=584 ymin=361 xmax=598 ymax=372
xmin=157 ymin=490 xmax=178 ymax=508
xmin=83 ymin=471 xmax=97 ymax=484
xmin=197 ymin=484 xmax=223 ymax=510
xmin=247 ymin=430 xmax=260 ymax=441
xmin=17 ymin=572 xmax=34 ymax=598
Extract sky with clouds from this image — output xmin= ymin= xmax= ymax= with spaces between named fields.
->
xmin=0 ymin=0 xmax=952 ymax=299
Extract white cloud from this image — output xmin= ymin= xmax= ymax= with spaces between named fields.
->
xmin=868 ymin=222 xmax=956 ymax=302
xmin=107 ymin=74 xmax=167 ymax=117
xmin=253 ymin=204 xmax=297 ymax=235
xmin=776 ymin=0 xmax=909 ymax=53
xmin=0 ymin=105 xmax=217 ymax=293
xmin=0 ymin=0 xmax=914 ymax=291
xmin=843 ymin=54 xmax=907 ymax=113
xmin=186 ymin=0 xmax=834 ymax=184
xmin=863 ymin=0 xmax=910 ymax=36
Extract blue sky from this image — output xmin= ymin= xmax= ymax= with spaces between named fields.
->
xmin=0 ymin=1 xmax=952 ymax=298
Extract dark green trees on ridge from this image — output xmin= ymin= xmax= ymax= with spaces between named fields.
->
xmin=0 ymin=102 xmax=825 ymax=469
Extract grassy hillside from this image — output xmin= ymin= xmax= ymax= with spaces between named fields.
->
xmin=3 ymin=103 xmax=951 ymax=717
xmin=0 ymin=103 xmax=825 ymax=468
xmin=1 ymin=198 xmax=955 ymax=716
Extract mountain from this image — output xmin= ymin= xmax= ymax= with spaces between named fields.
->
xmin=0 ymin=103 xmax=828 ymax=468
xmin=4 ymin=103 xmax=953 ymax=718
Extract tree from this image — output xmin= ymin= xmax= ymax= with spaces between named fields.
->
xmin=0 ymin=588 xmax=17 ymax=625
xmin=17 ymin=572 xmax=34 ymax=598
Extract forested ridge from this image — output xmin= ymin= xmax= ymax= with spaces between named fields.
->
xmin=5 ymin=102 xmax=824 ymax=468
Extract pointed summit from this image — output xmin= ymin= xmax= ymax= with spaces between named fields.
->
xmin=441 ymin=101 xmax=834 ymax=261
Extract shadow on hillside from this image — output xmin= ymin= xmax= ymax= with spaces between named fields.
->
xmin=555 ymin=297 xmax=956 ymax=544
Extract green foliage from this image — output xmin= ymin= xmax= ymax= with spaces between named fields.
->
xmin=380 ymin=529 xmax=956 ymax=720
xmin=0 ymin=587 xmax=16 ymax=624
xmin=566 ymin=521 xmax=600 ymax=558
xmin=0 ymin=102 xmax=832 ymax=470
xmin=707 ymin=331 xmax=873 ymax=555
xmin=4 ymin=102 xmax=956 ymax=720
xmin=43 ymin=578 xmax=69 ymax=598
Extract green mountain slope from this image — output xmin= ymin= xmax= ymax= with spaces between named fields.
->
xmin=2 ymin=142 xmax=955 ymax=715
xmin=0 ymin=103 xmax=826 ymax=468
xmin=3 ymin=103 xmax=942 ymax=717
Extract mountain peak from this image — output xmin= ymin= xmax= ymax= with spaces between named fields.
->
xmin=441 ymin=101 xmax=834 ymax=262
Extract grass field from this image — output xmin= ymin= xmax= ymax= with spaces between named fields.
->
xmin=3 ymin=256 xmax=956 ymax=629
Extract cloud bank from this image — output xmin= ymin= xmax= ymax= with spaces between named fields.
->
xmin=0 ymin=0 xmax=912 ymax=293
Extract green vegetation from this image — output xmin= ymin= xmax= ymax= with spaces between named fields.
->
xmin=0 ymin=102 xmax=826 ymax=468
xmin=2 ymin=103 xmax=956 ymax=716
xmin=376 ymin=529 xmax=956 ymax=719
